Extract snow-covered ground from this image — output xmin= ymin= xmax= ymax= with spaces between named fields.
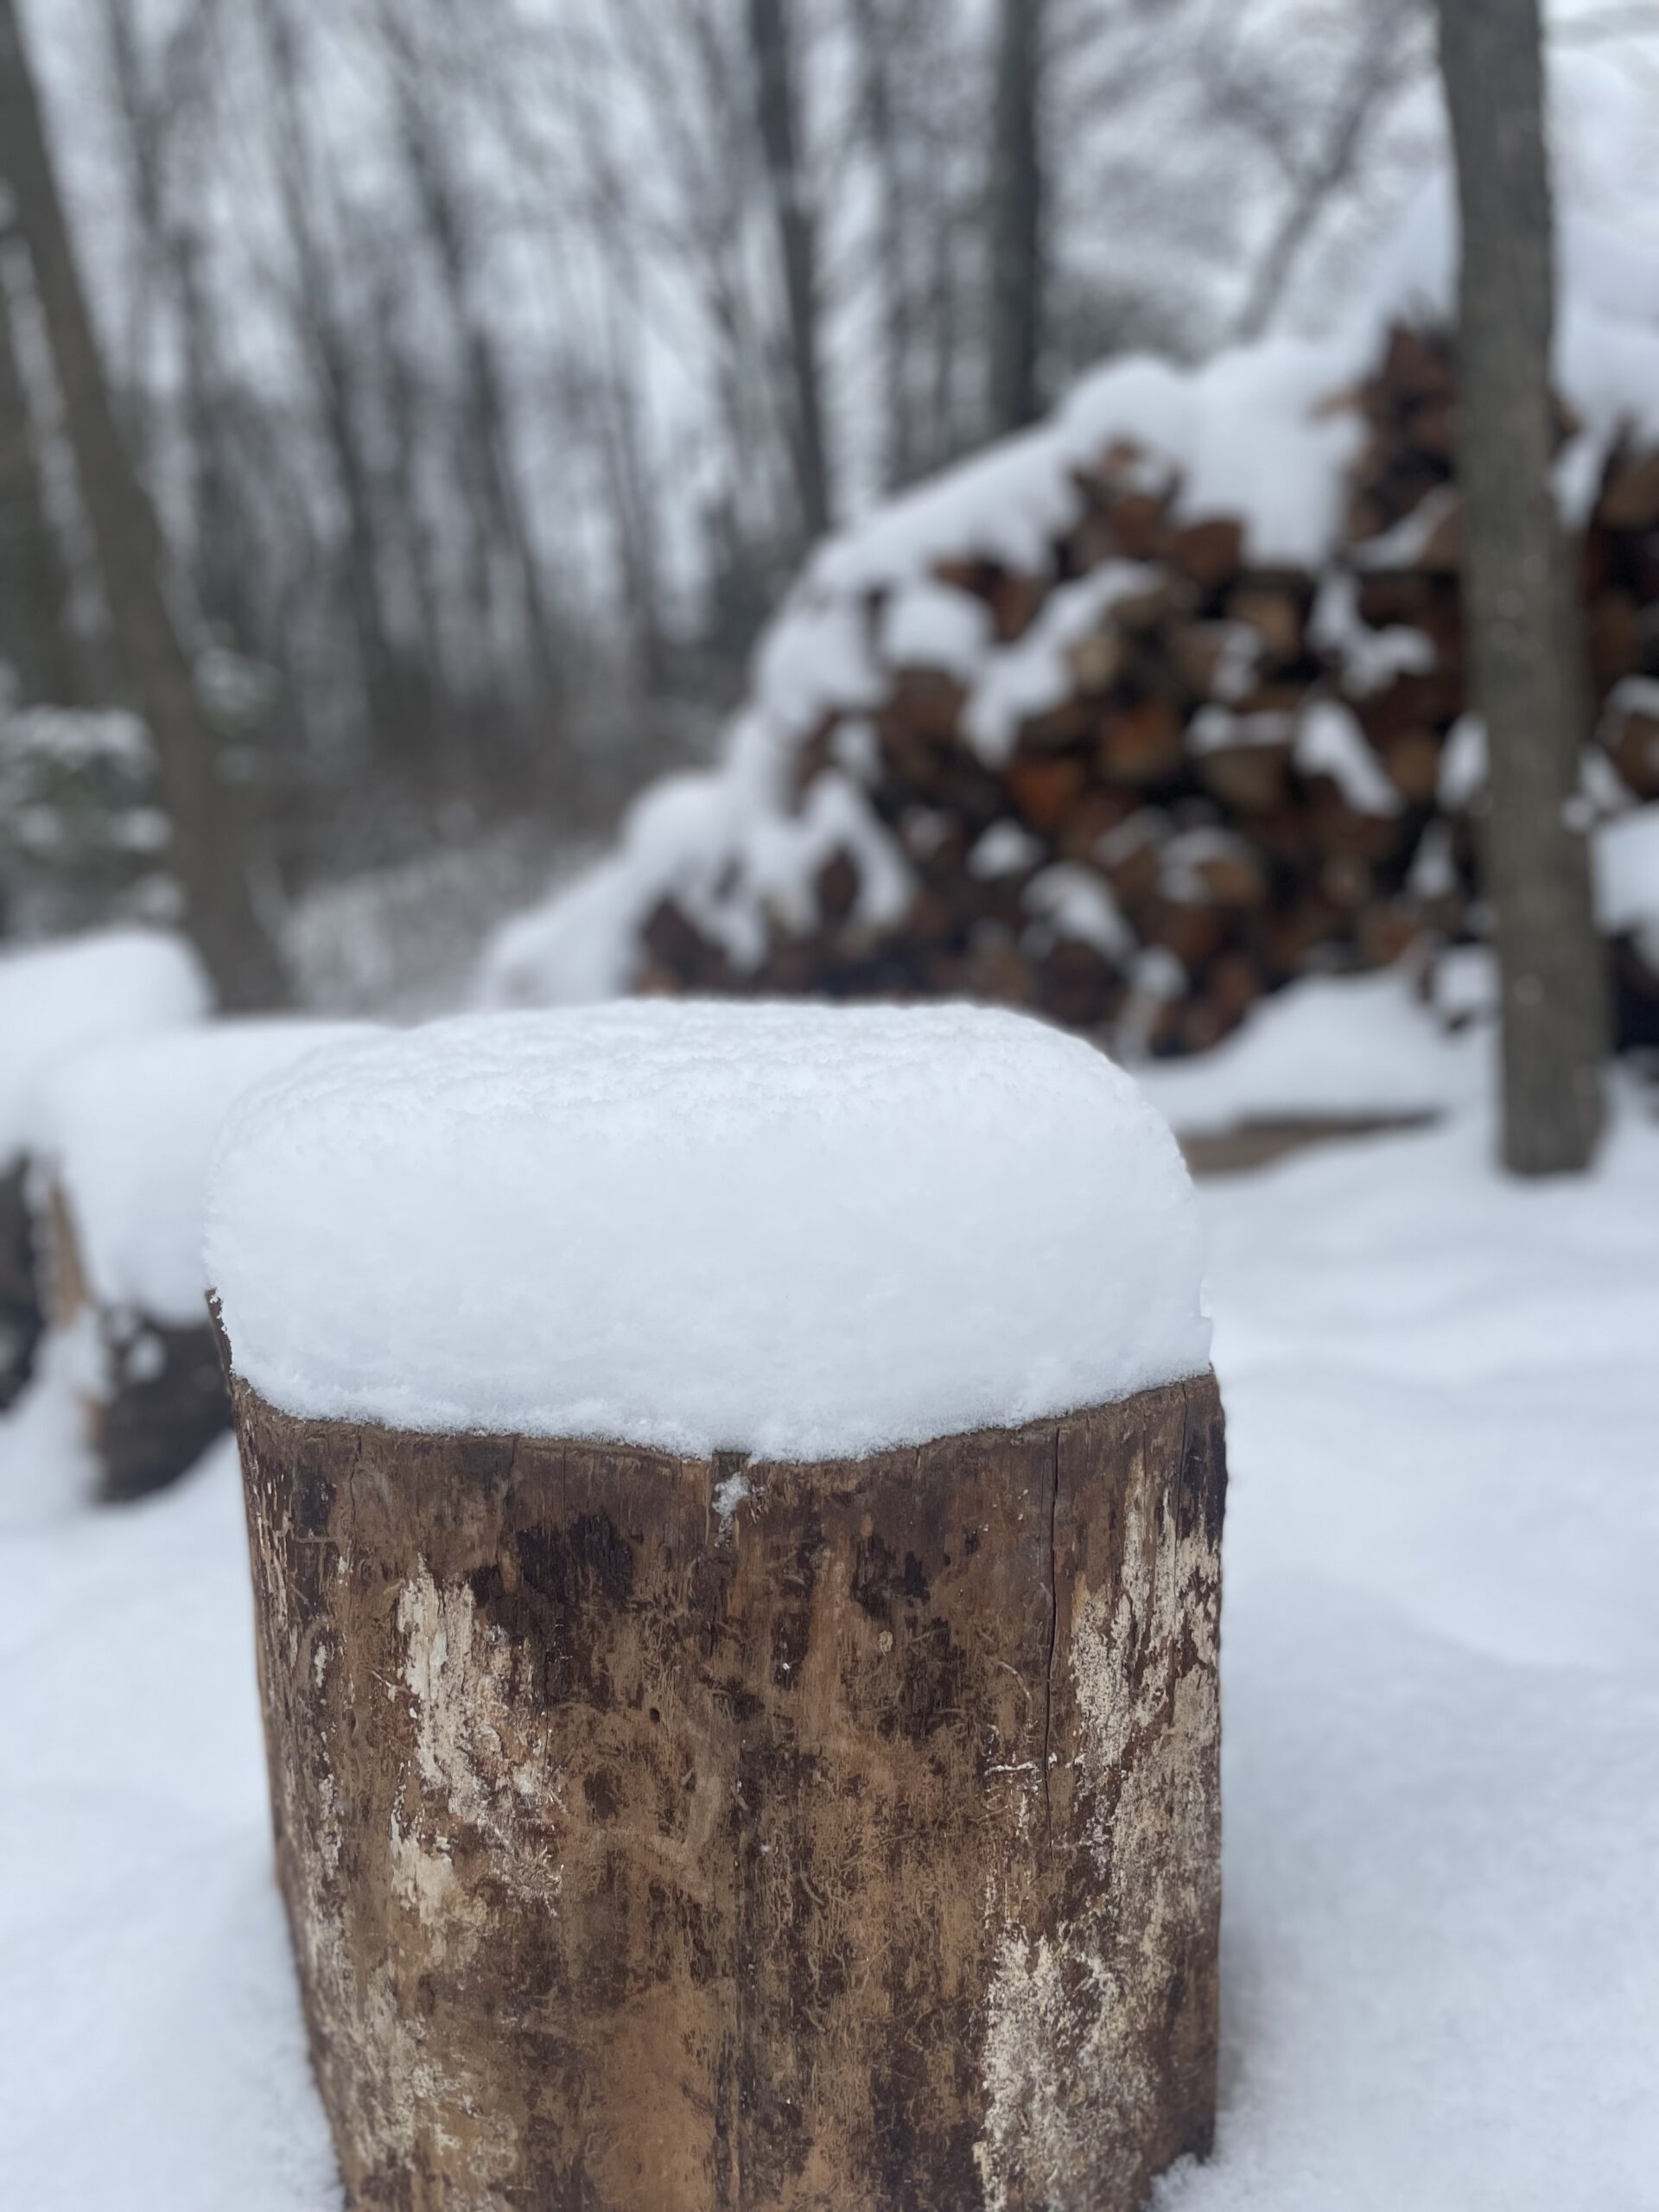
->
xmin=3 ymin=1057 xmax=1657 ymax=2209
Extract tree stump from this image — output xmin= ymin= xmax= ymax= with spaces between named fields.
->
xmin=41 ymin=1173 xmax=229 ymax=1500
xmin=32 ymin=1016 xmax=372 ymax=1499
xmin=228 ymin=1363 xmax=1225 ymax=2212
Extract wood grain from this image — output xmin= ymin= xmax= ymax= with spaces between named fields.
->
xmin=230 ymin=1365 xmax=1226 ymax=2211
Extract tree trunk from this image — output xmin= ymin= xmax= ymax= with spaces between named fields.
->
xmin=0 ymin=0 xmax=283 ymax=1007
xmin=1438 ymin=0 xmax=1607 ymax=1172
xmin=849 ymin=0 xmax=919 ymax=491
xmin=229 ymin=1363 xmax=1225 ymax=2210
xmin=988 ymin=0 xmax=1046 ymax=435
xmin=747 ymin=0 xmax=833 ymax=545
xmin=255 ymin=0 xmax=425 ymax=785
xmin=385 ymin=27 xmax=564 ymax=791
xmin=0 ymin=242 xmax=78 ymax=705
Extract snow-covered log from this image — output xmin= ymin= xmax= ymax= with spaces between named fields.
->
xmin=0 ymin=929 xmax=209 ymax=1408
xmin=209 ymin=1004 xmax=1227 ymax=2210
xmin=36 ymin=1017 xmax=370 ymax=1499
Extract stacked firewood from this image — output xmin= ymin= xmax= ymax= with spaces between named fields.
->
xmin=621 ymin=320 xmax=1659 ymax=1056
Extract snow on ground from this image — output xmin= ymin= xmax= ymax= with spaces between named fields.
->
xmin=1134 ymin=968 xmax=1488 ymax=1135
xmin=0 ymin=1411 xmax=338 ymax=2211
xmin=3 ymin=1045 xmax=1658 ymax=2208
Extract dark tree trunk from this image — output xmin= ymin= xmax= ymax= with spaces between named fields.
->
xmin=384 ymin=25 xmax=564 ymax=791
xmin=988 ymin=0 xmax=1046 ymax=434
xmin=228 ymin=1362 xmax=1226 ymax=2210
xmin=0 ymin=1162 xmax=43 ymax=1409
xmin=255 ymin=0 xmax=441 ymax=786
xmin=849 ymin=0 xmax=918 ymax=490
xmin=0 ymin=244 xmax=78 ymax=705
xmin=0 ymin=0 xmax=284 ymax=1007
xmin=1438 ymin=0 xmax=1607 ymax=1173
xmin=747 ymin=0 xmax=833 ymax=545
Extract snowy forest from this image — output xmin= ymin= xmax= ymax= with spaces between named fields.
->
xmin=3 ymin=2 xmax=1659 ymax=2209
xmin=0 ymin=0 xmax=1440 ymax=988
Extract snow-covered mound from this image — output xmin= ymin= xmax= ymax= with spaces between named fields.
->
xmin=480 ymin=344 xmax=1363 ymax=1014
xmin=0 ymin=931 xmax=211 ymax=1172
xmin=39 ymin=1021 xmax=377 ymax=1328
xmin=205 ymin=1001 xmax=1210 ymax=1458
xmin=480 ymin=163 xmax=1659 ymax=1044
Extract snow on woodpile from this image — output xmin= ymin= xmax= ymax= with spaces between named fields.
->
xmin=205 ymin=1001 xmax=1210 ymax=1459
xmin=39 ymin=1021 xmax=378 ymax=1329
xmin=482 ymin=180 xmax=1659 ymax=1063
xmin=0 ymin=931 xmax=211 ymax=1173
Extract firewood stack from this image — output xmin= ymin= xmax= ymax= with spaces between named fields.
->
xmin=610 ymin=320 xmax=1659 ymax=1057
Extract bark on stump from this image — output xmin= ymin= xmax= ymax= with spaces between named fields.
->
xmin=229 ymin=1364 xmax=1225 ymax=2212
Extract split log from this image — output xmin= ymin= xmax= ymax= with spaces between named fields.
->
xmin=1602 ymin=686 xmax=1659 ymax=800
xmin=230 ymin=1364 xmax=1226 ymax=2212
xmin=1168 ymin=518 xmax=1243 ymax=591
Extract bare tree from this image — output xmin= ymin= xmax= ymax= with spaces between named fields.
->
xmin=0 ymin=0 xmax=1479 ymax=912
xmin=1226 ymin=3 xmax=1432 ymax=340
xmin=747 ymin=0 xmax=834 ymax=543
xmin=0 ymin=0 xmax=283 ymax=1004
xmin=0 ymin=241 xmax=78 ymax=704
xmin=254 ymin=0 xmax=433 ymax=778
xmin=988 ymin=0 xmax=1045 ymax=432
xmin=1439 ymin=0 xmax=1607 ymax=1172
xmin=844 ymin=0 xmax=981 ymax=487
xmin=376 ymin=0 xmax=563 ymax=747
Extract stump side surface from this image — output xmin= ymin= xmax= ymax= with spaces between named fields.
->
xmin=232 ymin=1371 xmax=1225 ymax=2212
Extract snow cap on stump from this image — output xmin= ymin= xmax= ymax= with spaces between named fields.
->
xmin=205 ymin=1001 xmax=1209 ymax=1459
